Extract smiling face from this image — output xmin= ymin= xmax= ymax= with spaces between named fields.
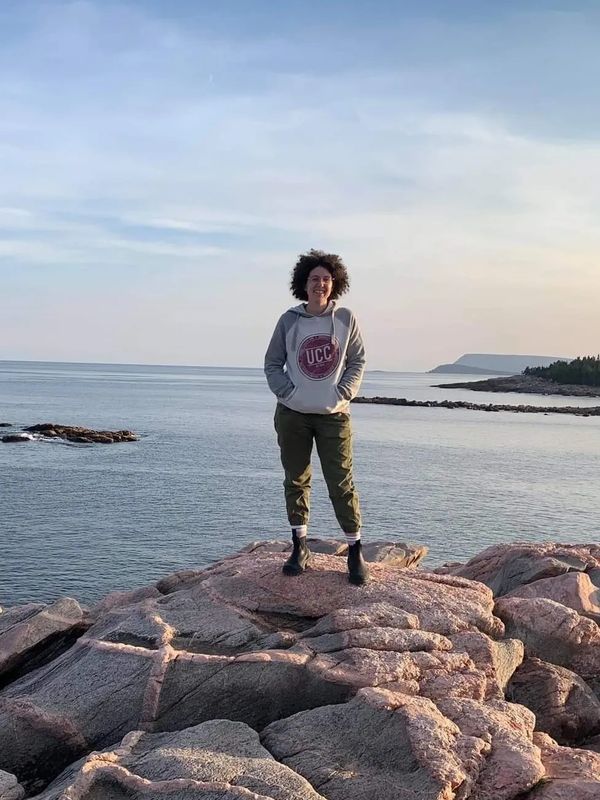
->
xmin=306 ymin=265 xmax=333 ymax=307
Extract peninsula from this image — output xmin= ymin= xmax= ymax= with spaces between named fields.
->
xmin=429 ymin=353 xmax=566 ymax=375
xmin=435 ymin=356 xmax=600 ymax=398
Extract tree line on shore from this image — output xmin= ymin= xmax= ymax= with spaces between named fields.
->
xmin=524 ymin=355 xmax=600 ymax=387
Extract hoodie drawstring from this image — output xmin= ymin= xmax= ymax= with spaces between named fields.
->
xmin=289 ymin=300 xmax=336 ymax=354
xmin=331 ymin=307 xmax=336 ymax=351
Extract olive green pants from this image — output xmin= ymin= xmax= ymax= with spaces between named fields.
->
xmin=274 ymin=403 xmax=361 ymax=533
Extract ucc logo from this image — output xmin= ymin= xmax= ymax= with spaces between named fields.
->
xmin=297 ymin=334 xmax=340 ymax=379
xmin=306 ymin=344 xmax=332 ymax=364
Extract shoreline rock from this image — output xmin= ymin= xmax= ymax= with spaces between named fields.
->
xmin=352 ymin=396 xmax=600 ymax=417
xmin=507 ymin=657 xmax=600 ymax=746
xmin=0 ymin=598 xmax=86 ymax=687
xmin=0 ymin=424 xmax=139 ymax=444
xmin=0 ymin=433 xmax=36 ymax=443
xmin=34 ymin=721 xmax=325 ymax=800
xmin=0 ymin=540 xmax=598 ymax=798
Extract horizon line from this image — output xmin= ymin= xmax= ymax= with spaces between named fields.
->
xmin=0 ymin=358 xmax=405 ymax=373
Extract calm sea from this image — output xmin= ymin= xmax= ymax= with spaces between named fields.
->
xmin=1 ymin=360 xmax=599 ymax=607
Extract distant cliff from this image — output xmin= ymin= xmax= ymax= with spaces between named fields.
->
xmin=429 ymin=353 xmax=568 ymax=375
xmin=429 ymin=362 xmax=513 ymax=375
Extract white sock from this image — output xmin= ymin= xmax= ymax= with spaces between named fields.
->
xmin=292 ymin=525 xmax=307 ymax=539
xmin=344 ymin=531 xmax=361 ymax=545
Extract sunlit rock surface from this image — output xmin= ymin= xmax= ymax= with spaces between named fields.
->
xmin=0 ymin=541 xmax=598 ymax=799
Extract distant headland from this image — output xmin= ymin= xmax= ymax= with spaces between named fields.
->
xmin=429 ymin=353 xmax=569 ymax=375
xmin=435 ymin=356 xmax=600 ymax=398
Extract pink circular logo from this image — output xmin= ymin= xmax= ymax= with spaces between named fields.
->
xmin=297 ymin=335 xmax=340 ymax=380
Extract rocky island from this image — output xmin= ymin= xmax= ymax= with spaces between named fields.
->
xmin=1 ymin=424 xmax=138 ymax=444
xmin=1 ymin=539 xmax=599 ymax=799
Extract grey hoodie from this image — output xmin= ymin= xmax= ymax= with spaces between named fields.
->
xmin=264 ymin=302 xmax=366 ymax=414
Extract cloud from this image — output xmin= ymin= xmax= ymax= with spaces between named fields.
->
xmin=1 ymin=2 xmax=599 ymax=367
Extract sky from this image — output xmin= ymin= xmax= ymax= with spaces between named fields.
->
xmin=1 ymin=0 xmax=599 ymax=370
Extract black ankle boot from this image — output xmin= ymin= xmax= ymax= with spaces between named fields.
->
xmin=347 ymin=540 xmax=369 ymax=585
xmin=282 ymin=532 xmax=311 ymax=576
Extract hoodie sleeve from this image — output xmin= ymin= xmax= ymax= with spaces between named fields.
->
xmin=264 ymin=314 xmax=295 ymax=399
xmin=337 ymin=313 xmax=366 ymax=400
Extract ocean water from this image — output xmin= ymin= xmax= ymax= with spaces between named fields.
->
xmin=1 ymin=360 xmax=599 ymax=607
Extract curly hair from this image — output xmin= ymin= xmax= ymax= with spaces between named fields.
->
xmin=290 ymin=249 xmax=350 ymax=301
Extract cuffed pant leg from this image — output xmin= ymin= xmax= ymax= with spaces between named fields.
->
xmin=274 ymin=404 xmax=314 ymax=527
xmin=314 ymin=412 xmax=361 ymax=533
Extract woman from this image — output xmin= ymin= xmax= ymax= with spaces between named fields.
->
xmin=264 ymin=249 xmax=368 ymax=585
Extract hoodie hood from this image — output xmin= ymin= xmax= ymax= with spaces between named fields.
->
xmin=288 ymin=301 xmax=337 ymax=351
xmin=288 ymin=300 xmax=337 ymax=317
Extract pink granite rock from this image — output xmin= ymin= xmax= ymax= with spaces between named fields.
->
xmin=0 ymin=640 xmax=352 ymax=791
xmin=436 ymin=696 xmax=544 ymax=800
xmin=262 ymin=687 xmax=543 ymax=800
xmin=302 ymin=636 xmax=488 ymax=701
xmin=452 ymin=543 xmax=600 ymax=597
xmin=582 ymin=733 xmax=600 ymax=754
xmin=298 ymin=602 xmax=419 ymax=636
xmin=433 ymin=561 xmax=465 ymax=575
xmin=356 ymin=540 xmax=428 ymax=567
xmin=155 ymin=568 xmax=208 ymax=594
xmin=85 ymin=582 xmax=269 ymax=653
xmin=507 ymin=658 xmax=600 ymax=745
xmin=524 ymin=732 xmax=600 ymax=798
xmin=294 ymin=603 xmax=494 ymax=701
xmin=0 ymin=638 xmax=155 ymax=792
xmin=0 ymin=771 xmax=24 ymax=800
xmin=153 ymin=649 xmax=353 ymax=734
xmin=450 ymin=630 xmax=524 ymax=699
xmin=200 ymin=550 xmax=503 ymax=637
xmin=33 ymin=721 xmax=325 ymax=800
xmin=0 ymin=598 xmax=85 ymax=681
xmin=262 ymin=688 xmax=486 ymax=799
xmin=506 ymin=571 xmax=600 ymax=622
xmin=5 ymin=547 xmax=563 ymax=798
xmin=89 ymin=586 xmax=161 ymax=621
xmin=242 ymin=538 xmax=428 ymax=566
xmin=241 ymin=540 xmax=301 ymax=555
xmin=589 ymin=568 xmax=600 ymax=588
xmin=494 ymin=597 xmax=600 ymax=683
xmin=0 ymin=550 xmax=508 ymax=792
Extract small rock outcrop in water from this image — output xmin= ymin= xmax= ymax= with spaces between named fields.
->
xmin=0 ymin=433 xmax=36 ymax=443
xmin=0 ymin=541 xmax=598 ymax=798
xmin=353 ymin=396 xmax=600 ymax=417
xmin=22 ymin=423 xmax=138 ymax=443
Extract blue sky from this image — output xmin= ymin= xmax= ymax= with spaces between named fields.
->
xmin=1 ymin=1 xmax=599 ymax=369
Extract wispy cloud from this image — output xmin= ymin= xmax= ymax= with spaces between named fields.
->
xmin=1 ymin=1 xmax=599 ymax=367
